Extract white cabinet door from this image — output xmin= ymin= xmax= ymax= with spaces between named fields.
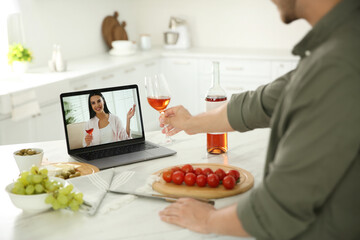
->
xmin=271 ymin=60 xmax=298 ymax=80
xmin=118 ymin=60 xmax=160 ymax=131
xmin=0 ymin=102 xmax=64 ymax=145
xmin=34 ymin=101 xmax=65 ymax=142
xmin=161 ymin=58 xmax=199 ymax=115
xmin=0 ymin=116 xmax=35 ymax=145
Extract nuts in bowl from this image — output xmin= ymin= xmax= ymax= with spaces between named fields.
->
xmin=13 ymin=148 xmax=44 ymax=172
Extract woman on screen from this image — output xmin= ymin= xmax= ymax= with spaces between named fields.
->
xmin=83 ymin=91 xmax=136 ymax=147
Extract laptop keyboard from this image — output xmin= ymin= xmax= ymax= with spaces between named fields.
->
xmin=76 ymin=143 xmax=158 ymax=161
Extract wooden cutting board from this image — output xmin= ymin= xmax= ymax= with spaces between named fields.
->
xmin=42 ymin=162 xmax=99 ymax=176
xmin=101 ymin=11 xmax=128 ymax=49
xmin=152 ymin=163 xmax=254 ymax=199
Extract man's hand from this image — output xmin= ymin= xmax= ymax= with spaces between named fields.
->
xmin=159 ymin=198 xmax=216 ymax=234
xmin=159 ymin=105 xmax=194 ymax=136
xmin=159 ymin=199 xmax=250 ymax=237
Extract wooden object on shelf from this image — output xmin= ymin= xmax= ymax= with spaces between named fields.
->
xmin=101 ymin=11 xmax=129 ymax=49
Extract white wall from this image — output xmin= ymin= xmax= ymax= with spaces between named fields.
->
xmin=132 ymin=0 xmax=310 ymax=50
xmin=17 ymin=0 xmax=136 ymax=67
xmin=16 ymin=0 xmax=311 ymax=68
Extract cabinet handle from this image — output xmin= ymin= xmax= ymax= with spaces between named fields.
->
xmin=173 ymin=61 xmax=191 ymax=65
xmin=74 ymin=84 xmax=88 ymax=90
xmin=145 ymin=62 xmax=155 ymax=67
xmin=124 ymin=68 xmax=136 ymax=73
xmin=225 ymin=67 xmax=244 ymax=71
xmin=101 ymin=74 xmax=114 ymax=80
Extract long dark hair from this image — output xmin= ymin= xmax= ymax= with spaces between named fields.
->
xmin=88 ymin=91 xmax=111 ymax=119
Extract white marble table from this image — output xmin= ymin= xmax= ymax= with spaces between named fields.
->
xmin=0 ymin=129 xmax=270 ymax=240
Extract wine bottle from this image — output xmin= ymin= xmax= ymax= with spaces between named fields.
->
xmin=205 ymin=62 xmax=228 ymax=154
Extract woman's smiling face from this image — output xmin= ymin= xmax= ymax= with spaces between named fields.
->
xmin=90 ymin=95 xmax=104 ymax=114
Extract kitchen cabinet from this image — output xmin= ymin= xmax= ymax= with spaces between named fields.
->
xmin=161 ymin=57 xmax=199 ymax=115
xmin=0 ymin=49 xmax=298 ymax=145
xmin=198 ymin=59 xmax=273 ymax=112
xmin=34 ymin=101 xmax=65 ymax=142
xmin=271 ymin=61 xmax=298 ymax=80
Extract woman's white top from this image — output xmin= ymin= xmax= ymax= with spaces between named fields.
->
xmin=83 ymin=113 xmax=131 ymax=147
xmin=99 ymin=124 xmax=113 ymax=144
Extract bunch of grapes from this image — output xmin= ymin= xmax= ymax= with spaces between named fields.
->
xmin=11 ymin=165 xmax=83 ymax=211
xmin=45 ymin=185 xmax=83 ymax=211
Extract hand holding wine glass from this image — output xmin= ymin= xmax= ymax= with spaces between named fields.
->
xmin=145 ymin=74 xmax=172 ymax=144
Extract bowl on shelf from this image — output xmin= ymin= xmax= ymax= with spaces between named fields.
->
xmin=13 ymin=148 xmax=44 ymax=172
xmin=5 ymin=177 xmax=66 ymax=213
xmin=111 ymin=40 xmax=133 ymax=50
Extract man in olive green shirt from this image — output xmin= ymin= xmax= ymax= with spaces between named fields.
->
xmin=158 ymin=0 xmax=360 ymax=239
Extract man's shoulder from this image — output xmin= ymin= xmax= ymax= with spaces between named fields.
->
xmin=319 ymin=13 xmax=360 ymax=72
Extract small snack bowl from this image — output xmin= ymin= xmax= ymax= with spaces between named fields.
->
xmin=13 ymin=148 xmax=44 ymax=172
xmin=5 ymin=177 xmax=66 ymax=213
xmin=111 ymin=40 xmax=133 ymax=50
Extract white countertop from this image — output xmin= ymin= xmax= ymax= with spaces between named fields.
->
xmin=0 ymin=47 xmax=297 ymax=96
xmin=0 ymin=129 xmax=270 ymax=240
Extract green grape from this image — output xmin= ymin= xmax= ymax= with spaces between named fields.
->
xmin=52 ymin=200 xmax=61 ymax=210
xmin=15 ymin=187 xmax=26 ymax=195
xmin=39 ymin=168 xmax=48 ymax=176
xmin=26 ymin=175 xmax=33 ymax=184
xmin=25 ymin=184 xmax=35 ymax=195
xmin=30 ymin=166 xmax=39 ymax=174
xmin=45 ymin=195 xmax=55 ymax=204
xmin=14 ymin=181 xmax=24 ymax=190
xmin=74 ymin=193 xmax=84 ymax=204
xmin=57 ymin=194 xmax=68 ymax=205
xmin=35 ymin=183 xmax=44 ymax=193
xmin=69 ymin=200 xmax=80 ymax=211
xmin=47 ymin=182 xmax=56 ymax=192
xmin=32 ymin=174 xmax=43 ymax=184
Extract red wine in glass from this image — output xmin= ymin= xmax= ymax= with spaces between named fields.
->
xmin=85 ymin=128 xmax=94 ymax=135
xmin=147 ymin=97 xmax=171 ymax=112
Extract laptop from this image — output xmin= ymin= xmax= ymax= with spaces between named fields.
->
xmin=60 ymin=84 xmax=176 ymax=170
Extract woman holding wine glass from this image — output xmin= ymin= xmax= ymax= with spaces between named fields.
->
xmin=83 ymin=90 xmax=136 ymax=147
xmin=145 ymin=74 xmax=172 ymax=144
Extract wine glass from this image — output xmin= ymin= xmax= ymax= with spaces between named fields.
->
xmin=145 ymin=74 xmax=172 ymax=144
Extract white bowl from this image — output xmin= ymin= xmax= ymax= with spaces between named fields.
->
xmin=13 ymin=148 xmax=44 ymax=172
xmin=111 ymin=40 xmax=133 ymax=50
xmin=5 ymin=177 xmax=66 ymax=213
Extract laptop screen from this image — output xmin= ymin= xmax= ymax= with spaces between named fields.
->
xmin=60 ymin=85 xmax=144 ymax=151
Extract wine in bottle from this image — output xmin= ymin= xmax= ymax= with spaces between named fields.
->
xmin=205 ymin=62 xmax=228 ymax=154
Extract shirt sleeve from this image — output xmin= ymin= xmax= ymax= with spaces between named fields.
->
xmin=236 ymin=61 xmax=360 ymax=240
xmin=227 ymin=71 xmax=293 ymax=132
xmin=113 ymin=115 xmax=130 ymax=140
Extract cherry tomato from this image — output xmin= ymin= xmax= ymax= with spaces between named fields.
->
xmin=214 ymin=168 xmax=226 ymax=181
xmin=196 ymin=175 xmax=207 ymax=187
xmin=227 ymin=170 xmax=240 ymax=181
xmin=203 ymin=168 xmax=213 ymax=176
xmin=181 ymin=164 xmax=194 ymax=174
xmin=184 ymin=173 xmax=196 ymax=186
xmin=194 ymin=168 xmax=204 ymax=176
xmin=162 ymin=169 xmax=173 ymax=183
xmin=172 ymin=171 xmax=185 ymax=185
xmin=223 ymin=175 xmax=236 ymax=190
xmin=207 ymin=173 xmax=220 ymax=188
xmin=171 ymin=166 xmax=182 ymax=173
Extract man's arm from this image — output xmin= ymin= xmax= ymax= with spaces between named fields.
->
xmin=161 ymin=71 xmax=293 ymax=135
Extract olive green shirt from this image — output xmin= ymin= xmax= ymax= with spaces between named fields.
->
xmin=227 ymin=0 xmax=360 ymax=239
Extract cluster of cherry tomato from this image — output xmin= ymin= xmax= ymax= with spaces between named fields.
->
xmin=162 ymin=164 xmax=240 ymax=190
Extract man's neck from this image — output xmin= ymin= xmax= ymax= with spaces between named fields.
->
xmin=297 ymin=0 xmax=342 ymax=26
